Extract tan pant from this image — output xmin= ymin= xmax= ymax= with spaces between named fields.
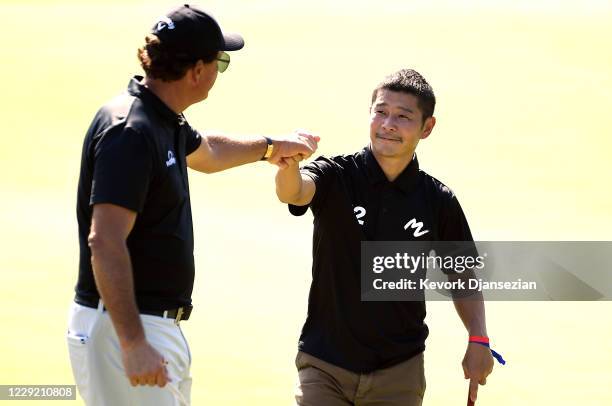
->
xmin=295 ymin=351 xmax=425 ymax=406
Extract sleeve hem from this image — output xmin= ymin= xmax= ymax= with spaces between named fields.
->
xmin=90 ymin=197 xmax=142 ymax=214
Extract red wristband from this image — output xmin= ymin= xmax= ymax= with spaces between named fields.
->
xmin=469 ymin=335 xmax=489 ymax=344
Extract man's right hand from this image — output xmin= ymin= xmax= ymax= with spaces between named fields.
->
xmin=121 ymin=339 xmax=170 ymax=387
xmin=269 ymin=131 xmax=320 ymax=169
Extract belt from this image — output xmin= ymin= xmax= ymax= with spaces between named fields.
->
xmin=75 ymin=296 xmax=192 ymax=324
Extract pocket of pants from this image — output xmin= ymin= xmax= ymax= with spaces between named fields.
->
xmin=417 ymin=352 xmax=426 ymax=395
xmin=67 ymin=330 xmax=90 ymax=397
xmin=295 ymin=352 xmax=306 ymax=370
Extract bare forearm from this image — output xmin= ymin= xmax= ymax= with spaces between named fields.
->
xmin=203 ymin=134 xmax=267 ymax=173
xmin=453 ymin=294 xmax=488 ymax=336
xmin=275 ymin=162 xmax=303 ymax=203
xmin=90 ymin=241 xmax=144 ymax=349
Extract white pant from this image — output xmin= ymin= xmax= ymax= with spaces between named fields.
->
xmin=67 ymin=301 xmax=192 ymax=406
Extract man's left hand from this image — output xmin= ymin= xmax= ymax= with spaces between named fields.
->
xmin=463 ymin=342 xmax=494 ymax=402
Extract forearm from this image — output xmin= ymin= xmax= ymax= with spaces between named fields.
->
xmin=203 ymin=134 xmax=267 ymax=173
xmin=275 ymin=161 xmax=304 ymax=203
xmin=453 ymin=293 xmax=488 ymax=336
xmin=455 ymin=286 xmax=495 ymax=403
xmin=90 ymin=241 xmax=144 ymax=349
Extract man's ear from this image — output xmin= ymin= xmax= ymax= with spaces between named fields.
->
xmin=420 ymin=116 xmax=436 ymax=140
xmin=189 ymin=60 xmax=206 ymax=86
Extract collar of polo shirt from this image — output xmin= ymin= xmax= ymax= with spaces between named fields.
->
xmin=129 ymin=76 xmax=185 ymax=125
xmin=362 ymin=146 xmax=421 ymax=194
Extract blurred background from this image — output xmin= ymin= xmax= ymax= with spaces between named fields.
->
xmin=0 ymin=0 xmax=611 ymax=404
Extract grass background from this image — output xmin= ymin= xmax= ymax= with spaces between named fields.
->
xmin=0 ymin=0 xmax=611 ymax=404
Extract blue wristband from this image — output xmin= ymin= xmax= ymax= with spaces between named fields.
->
xmin=470 ymin=341 xmax=506 ymax=365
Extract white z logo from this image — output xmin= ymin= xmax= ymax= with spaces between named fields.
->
xmin=404 ymin=218 xmax=429 ymax=237
xmin=354 ymin=206 xmax=366 ymax=225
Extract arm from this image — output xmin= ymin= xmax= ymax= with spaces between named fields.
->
xmin=453 ymin=290 xmax=487 ymax=337
xmin=186 ymin=134 xmax=267 ymax=173
xmin=439 ymin=195 xmax=493 ymax=402
xmin=187 ymin=133 xmax=319 ymax=173
xmin=453 ymin=291 xmax=494 ymax=402
xmin=275 ymin=158 xmax=316 ymax=206
xmin=88 ymin=203 xmax=168 ymax=387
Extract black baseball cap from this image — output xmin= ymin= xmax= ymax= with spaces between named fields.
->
xmin=151 ymin=4 xmax=244 ymax=59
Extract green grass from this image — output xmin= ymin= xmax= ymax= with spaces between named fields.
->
xmin=1 ymin=1 xmax=611 ymax=404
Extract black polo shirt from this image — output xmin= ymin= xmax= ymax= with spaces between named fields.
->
xmin=75 ymin=76 xmax=202 ymax=311
xmin=289 ymin=146 xmax=474 ymax=373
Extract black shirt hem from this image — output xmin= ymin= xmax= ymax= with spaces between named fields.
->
xmin=297 ymin=343 xmax=426 ymax=374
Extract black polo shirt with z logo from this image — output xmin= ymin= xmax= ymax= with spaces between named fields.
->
xmin=75 ymin=76 xmax=202 ymax=311
xmin=289 ymin=146 xmax=474 ymax=373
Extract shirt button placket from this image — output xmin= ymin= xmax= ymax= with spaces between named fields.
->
xmin=377 ymin=189 xmax=391 ymax=236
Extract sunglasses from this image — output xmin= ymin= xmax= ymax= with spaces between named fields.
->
xmin=216 ymin=52 xmax=230 ymax=73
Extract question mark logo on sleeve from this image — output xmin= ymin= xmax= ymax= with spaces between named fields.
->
xmin=354 ymin=206 xmax=366 ymax=225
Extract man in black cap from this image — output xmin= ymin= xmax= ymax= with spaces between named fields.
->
xmin=276 ymin=69 xmax=495 ymax=406
xmin=67 ymin=4 xmax=318 ymax=405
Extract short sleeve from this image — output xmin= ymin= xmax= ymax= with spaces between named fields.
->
xmin=440 ymin=195 xmax=474 ymax=242
xmin=435 ymin=195 xmax=478 ymax=271
xmin=90 ymin=127 xmax=153 ymax=213
xmin=288 ymin=156 xmax=338 ymax=216
xmin=185 ymin=126 xmax=203 ymax=156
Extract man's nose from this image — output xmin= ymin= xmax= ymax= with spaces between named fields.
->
xmin=382 ymin=116 xmax=396 ymax=132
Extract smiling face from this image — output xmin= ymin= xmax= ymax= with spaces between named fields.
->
xmin=369 ymin=89 xmax=435 ymax=161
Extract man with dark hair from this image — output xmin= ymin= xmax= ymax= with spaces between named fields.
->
xmin=276 ymin=69 xmax=494 ymax=405
xmin=67 ymin=4 xmax=317 ymax=405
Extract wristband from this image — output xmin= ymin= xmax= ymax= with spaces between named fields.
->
xmin=469 ymin=336 xmax=506 ymax=365
xmin=260 ymin=136 xmax=274 ymax=161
